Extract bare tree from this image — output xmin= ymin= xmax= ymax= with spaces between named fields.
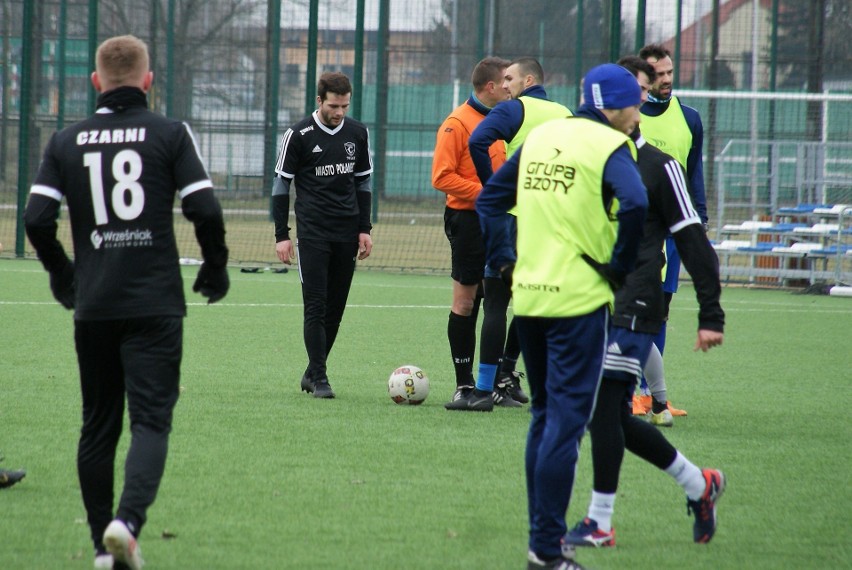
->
xmin=93 ymin=0 xmax=266 ymax=119
xmin=776 ymin=0 xmax=852 ymax=88
xmin=427 ymin=0 xmax=613 ymax=86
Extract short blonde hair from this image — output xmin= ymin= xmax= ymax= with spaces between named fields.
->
xmin=95 ymin=35 xmax=150 ymax=88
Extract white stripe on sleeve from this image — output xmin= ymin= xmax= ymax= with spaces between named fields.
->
xmin=355 ymin=127 xmax=374 ymax=177
xmin=664 ymin=160 xmax=701 ymax=233
xmin=274 ymin=129 xmax=294 ymax=177
xmin=179 ymin=179 xmax=214 ymax=199
xmin=30 ymin=184 xmax=63 ymax=201
xmin=182 ymin=122 xmax=211 ymax=176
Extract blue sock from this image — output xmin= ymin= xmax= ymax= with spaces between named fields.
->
xmin=654 ymin=322 xmax=667 ymax=356
xmin=475 ymin=363 xmax=499 ymax=392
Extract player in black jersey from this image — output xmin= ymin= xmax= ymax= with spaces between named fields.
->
xmin=565 ymin=58 xmax=726 ymax=549
xmin=24 ymin=35 xmax=229 ymax=570
xmin=272 ymin=72 xmax=373 ymax=399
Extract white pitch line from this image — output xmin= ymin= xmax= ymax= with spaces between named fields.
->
xmin=186 ymin=302 xmax=449 ymax=309
xmin=4 ymin=301 xmax=845 ymax=315
xmin=0 ymin=301 xmax=448 ymax=309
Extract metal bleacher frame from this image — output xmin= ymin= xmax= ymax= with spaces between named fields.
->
xmin=714 ymin=139 xmax=852 ymax=287
xmin=714 ymin=205 xmax=852 ymax=286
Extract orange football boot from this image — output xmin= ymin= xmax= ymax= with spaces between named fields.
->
xmin=632 ymin=394 xmax=652 ymax=415
xmin=667 ymin=401 xmax=687 ymax=416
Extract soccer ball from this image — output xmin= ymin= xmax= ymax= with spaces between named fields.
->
xmin=388 ymin=365 xmax=429 ymax=405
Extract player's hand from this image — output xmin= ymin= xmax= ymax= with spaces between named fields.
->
xmin=193 ymin=263 xmax=229 ymax=304
xmin=49 ymin=261 xmax=75 ymax=310
xmin=694 ymin=329 xmax=723 ymax=352
xmin=580 ymin=253 xmax=626 ymax=291
xmin=358 ymin=233 xmax=372 ymax=260
xmin=276 ymin=239 xmax=294 ymax=265
xmin=499 ymin=263 xmax=515 ymax=287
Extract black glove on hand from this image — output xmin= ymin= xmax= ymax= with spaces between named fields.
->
xmin=193 ymin=263 xmax=229 ymax=304
xmin=499 ymin=263 xmax=515 ymax=287
xmin=49 ymin=261 xmax=75 ymax=310
xmin=580 ymin=253 xmax=626 ymax=292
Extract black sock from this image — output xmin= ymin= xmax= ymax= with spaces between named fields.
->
xmin=652 ymin=399 xmax=667 ymax=414
xmin=499 ymin=356 xmax=518 ymax=376
xmin=501 ymin=318 xmax=521 ymax=374
xmin=448 ymin=311 xmax=476 ymax=387
xmin=481 ymin=276 xmax=510 ymax=364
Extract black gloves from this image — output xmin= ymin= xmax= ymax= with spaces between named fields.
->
xmin=580 ymin=253 xmax=627 ymax=292
xmin=49 ymin=261 xmax=75 ymax=309
xmin=499 ymin=263 xmax=515 ymax=287
xmin=193 ymin=263 xmax=229 ymax=304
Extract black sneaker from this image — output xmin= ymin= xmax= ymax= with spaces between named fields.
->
xmin=312 ymin=379 xmax=335 ymax=399
xmin=93 ymin=549 xmax=113 ymax=569
xmin=527 ymin=549 xmax=587 ymax=569
xmin=492 ymin=386 xmax=523 ymax=407
xmin=445 ymin=387 xmax=493 ymax=411
xmin=300 ymin=373 xmax=335 ymax=399
xmin=0 ymin=468 xmax=26 ymax=489
xmin=497 ymin=370 xmax=529 ymax=404
xmin=687 ymin=468 xmax=725 ymax=543
xmin=300 ymin=373 xmax=314 ymax=394
xmin=445 ymin=385 xmax=474 ymax=404
xmin=103 ymin=519 xmax=144 ymax=570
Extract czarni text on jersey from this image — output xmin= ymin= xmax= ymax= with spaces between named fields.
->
xmin=315 ymin=162 xmax=354 ymax=176
xmin=76 ymin=128 xmax=147 ymax=145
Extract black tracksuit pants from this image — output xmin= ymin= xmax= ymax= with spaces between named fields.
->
xmin=74 ymin=316 xmax=182 ymax=551
xmin=296 ymin=238 xmax=358 ymax=382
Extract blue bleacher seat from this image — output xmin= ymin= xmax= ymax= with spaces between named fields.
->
xmin=776 ymin=203 xmax=832 ymax=215
xmin=762 ymin=223 xmax=808 ymax=233
xmin=737 ymin=242 xmax=786 ymax=252
xmin=811 ymin=245 xmax=852 ymax=256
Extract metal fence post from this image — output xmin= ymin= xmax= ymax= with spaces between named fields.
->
xmin=166 ymin=0 xmax=175 ymax=116
xmin=373 ymin=0 xmax=390 ymax=220
xmin=264 ymin=0 xmax=282 ymax=197
xmin=573 ymin=0 xmax=584 ymax=108
xmin=304 ymin=0 xmax=318 ymax=117
xmin=352 ymin=0 xmax=365 ymax=120
xmin=87 ymin=0 xmax=97 ymax=113
xmin=57 ymin=0 xmax=67 ymax=130
xmin=15 ymin=0 xmax=37 ymax=256
xmin=1 ymin=0 xmax=11 ymax=186
xmin=608 ymin=0 xmax=621 ymax=61
xmin=635 ymin=0 xmax=646 ymax=53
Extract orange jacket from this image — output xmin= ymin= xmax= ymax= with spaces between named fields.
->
xmin=432 ymin=101 xmax=506 ymax=211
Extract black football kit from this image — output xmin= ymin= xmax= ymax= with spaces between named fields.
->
xmin=272 ymin=110 xmax=372 ymax=387
xmin=24 ymin=86 xmax=228 ymax=554
xmin=587 ymin=132 xmax=725 ymax=499
xmin=612 ymin=134 xmax=724 ymax=335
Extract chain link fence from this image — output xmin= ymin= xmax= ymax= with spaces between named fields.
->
xmin=3 ymin=0 xmax=851 ymax=273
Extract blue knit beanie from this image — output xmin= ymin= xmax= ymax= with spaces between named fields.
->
xmin=583 ymin=64 xmax=641 ymax=110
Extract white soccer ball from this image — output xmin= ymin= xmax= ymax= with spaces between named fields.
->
xmin=388 ymin=365 xmax=429 ymax=405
